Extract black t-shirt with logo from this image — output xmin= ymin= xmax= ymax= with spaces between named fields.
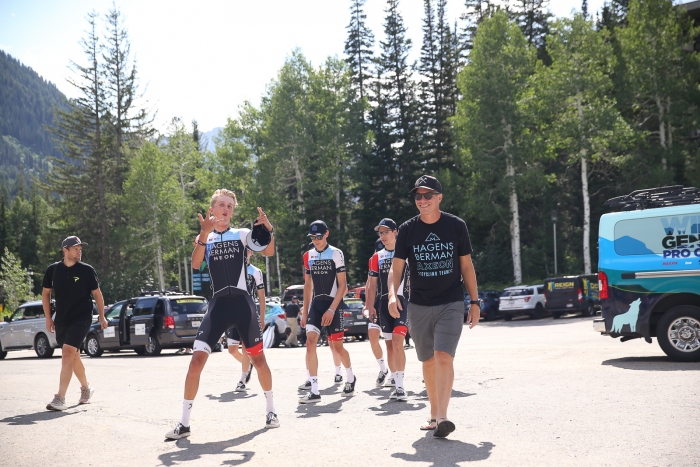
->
xmin=394 ymin=211 xmax=473 ymax=306
xmin=42 ymin=261 xmax=99 ymax=324
xmin=285 ymin=303 xmax=301 ymax=318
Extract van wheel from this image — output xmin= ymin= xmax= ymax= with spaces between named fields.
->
xmin=582 ymin=302 xmax=595 ymax=317
xmin=134 ymin=347 xmax=146 ymax=356
xmin=657 ymin=306 xmax=700 ymax=362
xmin=144 ymin=335 xmax=162 ymax=356
xmin=504 ymin=314 xmax=512 ymax=321
xmin=532 ymin=304 xmax=544 ymax=320
xmin=35 ymin=334 xmax=54 ymax=358
xmin=552 ymin=312 xmax=561 ymax=319
xmin=85 ymin=334 xmax=103 ymax=357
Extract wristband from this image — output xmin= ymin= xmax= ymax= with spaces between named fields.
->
xmin=197 ymin=240 xmax=206 ymax=246
xmin=327 ymin=309 xmax=335 ymax=314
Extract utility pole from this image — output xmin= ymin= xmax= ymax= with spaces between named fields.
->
xmin=551 ymin=210 xmax=558 ymax=275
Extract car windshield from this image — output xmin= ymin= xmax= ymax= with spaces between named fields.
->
xmin=502 ymin=288 xmax=533 ymax=297
xmin=170 ymin=299 xmax=207 ymax=316
xmin=345 ymin=301 xmax=364 ymax=309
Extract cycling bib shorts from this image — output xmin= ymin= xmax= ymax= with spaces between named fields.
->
xmin=306 ymin=297 xmax=344 ymax=341
xmin=194 ymin=294 xmax=263 ymax=356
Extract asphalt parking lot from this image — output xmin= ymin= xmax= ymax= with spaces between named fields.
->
xmin=0 ymin=314 xmax=698 ymax=467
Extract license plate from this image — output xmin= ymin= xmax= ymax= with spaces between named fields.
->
xmin=566 ymin=304 xmax=573 ymax=308
xmin=356 ymin=314 xmax=364 ymax=319
xmin=355 ymin=321 xmax=366 ymax=325
xmin=191 ymin=321 xmax=201 ymax=327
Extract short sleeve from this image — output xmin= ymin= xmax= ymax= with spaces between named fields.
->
xmin=239 ymin=228 xmax=251 ymax=249
xmin=334 ymin=249 xmax=346 ymax=273
xmin=394 ymin=223 xmax=410 ymax=260
xmin=368 ymin=253 xmax=379 ymax=276
xmin=254 ymin=268 xmax=265 ymax=289
xmin=87 ymin=265 xmax=99 ymax=290
xmin=457 ymin=219 xmax=473 ymax=256
xmin=41 ymin=264 xmax=55 ymax=289
xmin=303 ymin=251 xmax=311 ymax=274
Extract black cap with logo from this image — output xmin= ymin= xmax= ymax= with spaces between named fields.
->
xmin=62 ymin=236 xmax=88 ymax=249
xmin=245 ymin=224 xmax=272 ymax=252
xmin=373 ymin=218 xmax=397 ymax=231
xmin=308 ymin=220 xmax=328 ymax=236
xmin=410 ymin=175 xmax=442 ymax=194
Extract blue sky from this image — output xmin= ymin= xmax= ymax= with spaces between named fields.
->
xmin=1 ymin=0 xmax=605 ymax=133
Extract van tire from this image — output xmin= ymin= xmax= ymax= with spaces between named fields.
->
xmin=532 ymin=304 xmax=544 ymax=320
xmin=552 ymin=312 xmax=561 ymax=319
xmin=582 ymin=302 xmax=595 ymax=318
xmin=85 ymin=334 xmax=103 ymax=357
xmin=504 ymin=314 xmax=512 ymax=321
xmin=657 ymin=306 xmax=700 ymax=362
xmin=144 ymin=335 xmax=162 ymax=356
xmin=35 ymin=334 xmax=54 ymax=358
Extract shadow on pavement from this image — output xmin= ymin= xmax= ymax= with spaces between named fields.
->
xmin=295 ymin=394 xmax=352 ymax=419
xmin=413 ymin=389 xmax=475 ymax=401
xmin=602 ymin=356 xmax=700 ymax=371
xmin=205 ymin=391 xmax=258 ymax=403
xmin=369 ymin=398 xmax=426 ymax=416
xmin=392 ymin=431 xmax=494 ymax=466
xmin=1 ymin=408 xmax=84 ymax=425
xmin=159 ymin=428 xmax=265 ymax=466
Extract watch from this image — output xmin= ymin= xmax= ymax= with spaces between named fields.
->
xmin=469 ymin=299 xmax=482 ymax=308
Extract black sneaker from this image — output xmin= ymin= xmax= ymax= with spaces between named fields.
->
xmin=235 ymin=381 xmax=246 ymax=392
xmin=165 ymin=423 xmax=190 ymax=440
xmin=375 ymin=370 xmax=388 ymax=387
xmin=245 ymin=366 xmax=253 ymax=383
xmin=334 ymin=374 xmax=343 ymax=384
xmin=298 ymin=380 xmax=311 ymax=391
xmin=298 ymin=392 xmax=321 ymax=404
xmin=394 ymin=387 xmax=407 ymax=401
xmin=384 ymin=377 xmax=395 ymax=388
xmin=342 ymin=376 xmax=356 ymax=397
xmin=265 ymin=412 xmax=280 ymax=428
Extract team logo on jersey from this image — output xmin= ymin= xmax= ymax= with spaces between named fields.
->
xmin=425 ymin=233 xmax=440 ymax=242
xmin=74 ymin=277 xmax=79 ymax=282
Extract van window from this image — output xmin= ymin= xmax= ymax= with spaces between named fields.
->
xmin=133 ymin=298 xmax=158 ymax=316
xmin=170 ymin=298 xmax=206 ymax=316
xmin=503 ymin=288 xmax=533 ymax=297
xmin=613 ymin=215 xmax=700 ymax=256
xmin=537 ymin=287 xmax=544 ymax=295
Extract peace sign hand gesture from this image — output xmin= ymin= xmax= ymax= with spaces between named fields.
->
xmin=197 ymin=208 xmax=221 ymax=234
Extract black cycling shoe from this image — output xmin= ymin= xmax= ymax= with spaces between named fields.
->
xmin=298 ymin=380 xmax=311 ymax=391
xmin=342 ymin=376 xmax=356 ymax=396
xmin=334 ymin=374 xmax=343 ymax=384
xmin=299 ymin=392 xmax=321 ymax=404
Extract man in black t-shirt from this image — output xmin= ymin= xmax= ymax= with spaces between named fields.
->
xmin=42 ymin=236 xmax=107 ymax=411
xmin=388 ymin=175 xmax=480 ymax=438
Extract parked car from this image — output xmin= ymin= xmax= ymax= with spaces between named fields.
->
xmin=340 ymin=298 xmax=369 ymax=340
xmin=544 ymin=275 xmax=600 ymax=319
xmin=465 ymin=290 xmax=503 ymax=321
xmin=346 ymin=287 xmax=366 ymax=303
xmin=84 ymin=292 xmax=207 ymax=357
xmin=282 ymin=285 xmax=304 ymax=305
xmin=264 ymin=302 xmax=291 ymax=347
xmin=0 ymin=300 xmax=59 ymax=359
xmin=499 ymin=285 xmax=547 ymax=320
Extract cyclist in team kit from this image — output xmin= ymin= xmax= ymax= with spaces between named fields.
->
xmin=367 ymin=218 xmax=410 ymax=401
xmin=299 ymin=220 xmax=356 ymax=404
xmin=364 ymin=238 xmax=394 ymax=389
xmin=165 ymin=189 xmax=279 ymax=440
xmin=228 ymin=249 xmax=266 ymax=392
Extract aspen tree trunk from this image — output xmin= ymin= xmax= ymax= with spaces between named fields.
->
xmin=656 ymin=94 xmax=667 ymax=170
xmin=156 ymin=232 xmax=165 ymax=291
xmin=275 ymin=242 xmax=282 ymax=297
xmin=265 ymin=256 xmax=271 ymax=295
xmin=576 ymin=92 xmax=592 ymax=274
xmin=177 ymin=260 xmax=182 ymax=291
xmin=503 ymin=121 xmax=522 ymax=285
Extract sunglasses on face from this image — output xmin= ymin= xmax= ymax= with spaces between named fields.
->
xmin=310 ymin=234 xmax=325 ymax=241
xmin=414 ymin=192 xmax=437 ymax=200
xmin=377 ymin=230 xmax=395 ymax=237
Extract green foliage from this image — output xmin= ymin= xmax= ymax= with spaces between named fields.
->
xmin=0 ymin=248 xmax=38 ymax=316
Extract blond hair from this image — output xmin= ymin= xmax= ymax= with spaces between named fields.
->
xmin=210 ymin=189 xmax=238 ymax=207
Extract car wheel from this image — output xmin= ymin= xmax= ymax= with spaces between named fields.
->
xmin=134 ymin=347 xmax=147 ymax=356
xmin=656 ymin=306 xmax=700 ymax=362
xmin=144 ymin=335 xmax=162 ymax=356
xmin=504 ymin=314 xmax=512 ymax=321
xmin=582 ymin=302 xmax=595 ymax=317
xmin=532 ymin=304 xmax=544 ymax=320
xmin=85 ymin=334 xmax=103 ymax=357
xmin=0 ymin=341 xmax=7 ymax=360
xmin=35 ymin=334 xmax=54 ymax=358
xmin=552 ymin=312 xmax=561 ymax=319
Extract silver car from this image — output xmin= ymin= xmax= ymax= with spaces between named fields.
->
xmin=0 ymin=300 xmax=59 ymax=359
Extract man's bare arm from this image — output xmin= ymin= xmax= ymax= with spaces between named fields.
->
xmin=460 ymin=254 xmax=480 ymax=328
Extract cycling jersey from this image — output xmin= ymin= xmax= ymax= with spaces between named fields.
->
xmin=368 ymin=248 xmax=408 ymax=298
xmin=246 ymin=264 xmax=265 ymax=299
xmin=303 ymin=244 xmax=346 ymax=299
xmin=196 ymin=227 xmax=251 ymax=298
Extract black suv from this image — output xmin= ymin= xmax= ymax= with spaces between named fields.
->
xmin=464 ymin=290 xmax=503 ymax=322
xmin=84 ymin=291 xmax=207 ymax=357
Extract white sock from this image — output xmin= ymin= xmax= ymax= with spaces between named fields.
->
xmin=346 ymin=367 xmax=355 ymax=383
xmin=311 ymin=376 xmax=319 ymax=395
xmin=306 ymin=370 xmax=311 ymax=382
xmin=396 ymin=371 xmax=405 ymax=389
xmin=391 ymin=372 xmax=396 ymax=383
xmin=239 ymin=372 xmax=247 ymax=384
xmin=377 ymin=358 xmax=387 ymax=373
xmin=264 ymin=390 xmax=275 ymax=413
xmin=335 ymin=365 xmax=342 ymax=376
xmin=181 ymin=399 xmax=194 ymax=426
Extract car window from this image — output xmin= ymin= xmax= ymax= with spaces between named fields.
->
xmin=23 ymin=305 xmax=44 ymax=319
xmin=503 ymin=289 xmax=527 ymax=297
xmin=537 ymin=287 xmax=544 ymax=295
xmin=344 ymin=301 xmax=364 ymax=310
xmin=133 ymin=298 xmax=157 ymax=316
xmin=11 ymin=307 xmax=26 ymax=321
xmin=105 ymin=306 xmax=122 ymax=320
xmin=154 ymin=300 xmax=165 ymax=316
xmin=170 ymin=298 xmax=207 ymax=316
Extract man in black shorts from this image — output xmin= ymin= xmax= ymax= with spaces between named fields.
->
xmin=388 ymin=175 xmax=480 ymax=438
xmin=165 ymin=189 xmax=278 ymax=439
xmin=299 ymin=220 xmax=356 ymax=403
xmin=367 ymin=218 xmax=409 ymax=401
xmin=42 ymin=236 xmax=107 ymax=411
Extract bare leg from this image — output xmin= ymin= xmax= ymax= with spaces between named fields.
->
xmin=58 ymin=344 xmax=79 ymax=398
xmin=422 ymin=356 xmax=438 ymax=421
xmin=184 ymin=352 xmax=209 ymax=400
xmin=250 ymin=353 xmax=272 ymax=391
xmin=72 ymin=350 xmax=89 ymax=388
xmin=331 ymin=343 xmax=341 ymax=367
xmin=368 ymin=328 xmax=383 ymax=359
xmin=329 ymin=340 xmax=351 ymax=368
xmin=306 ymin=332 xmax=319 ymax=376
xmin=241 ymin=351 xmax=251 ymax=373
xmin=386 ymin=340 xmax=396 ymax=374
xmin=228 ymin=344 xmax=243 ymax=363
xmin=392 ymin=334 xmax=406 ymax=371
xmin=434 ymin=350 xmax=454 ymax=420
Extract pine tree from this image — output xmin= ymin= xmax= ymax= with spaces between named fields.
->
xmin=460 ymin=0 xmax=496 ymax=59
xmin=510 ymin=0 xmax=552 ymax=62
xmin=344 ymin=0 xmax=375 ymax=103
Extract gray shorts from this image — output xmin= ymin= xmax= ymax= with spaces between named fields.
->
xmin=407 ymin=301 xmax=463 ymax=362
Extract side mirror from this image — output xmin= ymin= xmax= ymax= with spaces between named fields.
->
xmin=3 ymin=316 xmax=10 ymax=323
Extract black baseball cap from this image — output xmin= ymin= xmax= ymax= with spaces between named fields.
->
xmin=410 ymin=175 xmax=442 ymax=194
xmin=62 ymin=236 xmax=87 ymax=249
xmin=373 ymin=218 xmax=397 ymax=231
xmin=308 ymin=220 xmax=328 ymax=236
xmin=246 ymin=224 xmax=272 ymax=252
